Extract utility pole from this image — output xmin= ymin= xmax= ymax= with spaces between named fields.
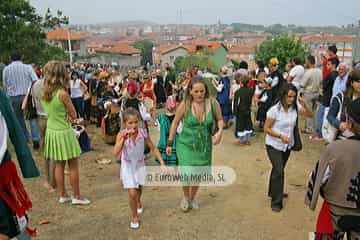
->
xmin=67 ymin=28 xmax=73 ymax=65
xmin=354 ymin=19 xmax=360 ymax=62
xmin=180 ymin=9 xmax=183 ymax=25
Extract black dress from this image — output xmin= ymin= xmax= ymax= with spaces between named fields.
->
xmin=164 ymin=71 xmax=176 ymax=96
xmin=268 ymin=70 xmax=285 ymax=105
xmin=154 ymin=76 xmax=166 ymax=104
xmin=233 ymin=86 xmax=254 ymax=137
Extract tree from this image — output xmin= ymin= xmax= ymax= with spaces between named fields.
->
xmin=134 ymin=39 xmax=153 ymax=66
xmin=43 ymin=8 xmax=69 ymax=30
xmin=0 ymin=0 xmax=68 ymax=64
xmin=255 ymin=34 xmax=310 ymax=71
xmin=173 ymin=55 xmax=218 ymax=74
xmin=173 ymin=55 xmax=219 ymax=96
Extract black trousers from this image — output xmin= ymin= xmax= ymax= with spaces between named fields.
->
xmin=266 ymin=145 xmax=291 ymax=209
xmin=83 ymin=99 xmax=91 ymax=120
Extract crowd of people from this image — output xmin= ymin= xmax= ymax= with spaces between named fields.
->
xmin=1 ymin=45 xmax=360 ymax=238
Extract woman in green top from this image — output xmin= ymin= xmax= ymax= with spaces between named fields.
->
xmin=166 ymin=76 xmax=224 ymax=212
xmin=41 ymin=61 xmax=90 ymax=205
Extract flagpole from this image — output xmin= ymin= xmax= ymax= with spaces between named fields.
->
xmin=67 ymin=28 xmax=73 ymax=65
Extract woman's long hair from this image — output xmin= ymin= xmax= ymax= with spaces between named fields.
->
xmin=42 ymin=61 xmax=69 ymax=102
xmin=345 ymin=69 xmax=360 ymax=98
xmin=183 ymin=75 xmax=210 ymax=113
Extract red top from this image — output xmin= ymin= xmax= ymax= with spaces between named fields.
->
xmin=35 ymin=68 xmax=42 ymax=78
xmin=141 ymin=80 xmax=155 ymax=100
xmin=248 ymin=79 xmax=257 ymax=89
xmin=322 ymin=54 xmax=338 ymax=79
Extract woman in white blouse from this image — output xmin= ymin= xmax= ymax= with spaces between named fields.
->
xmin=70 ymin=71 xmax=84 ymax=118
xmin=264 ymin=83 xmax=313 ymax=212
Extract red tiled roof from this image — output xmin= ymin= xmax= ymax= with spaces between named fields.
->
xmin=228 ymin=44 xmax=256 ymax=54
xmin=158 ymin=45 xmax=189 ymax=55
xmin=47 ymin=29 xmax=89 ymax=40
xmin=302 ymin=35 xmax=356 ymax=43
xmin=183 ymin=45 xmax=197 ymax=53
xmin=87 ymin=41 xmax=141 ymax=55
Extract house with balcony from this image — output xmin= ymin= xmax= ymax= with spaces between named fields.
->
xmin=152 ymin=45 xmax=190 ymax=68
xmin=186 ymin=41 xmax=228 ymax=70
xmin=86 ymin=41 xmax=141 ymax=67
xmin=46 ymin=29 xmax=90 ymax=57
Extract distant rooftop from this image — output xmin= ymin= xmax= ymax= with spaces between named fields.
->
xmin=87 ymin=41 xmax=141 ymax=55
xmin=47 ymin=29 xmax=90 ymax=40
xmin=302 ymin=34 xmax=356 ymax=43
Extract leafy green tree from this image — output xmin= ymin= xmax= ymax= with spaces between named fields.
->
xmin=134 ymin=39 xmax=153 ymax=66
xmin=173 ymin=55 xmax=219 ymax=96
xmin=173 ymin=55 xmax=218 ymax=74
xmin=0 ymin=0 xmax=68 ymax=64
xmin=43 ymin=8 xmax=69 ymax=30
xmin=255 ymin=34 xmax=310 ymax=71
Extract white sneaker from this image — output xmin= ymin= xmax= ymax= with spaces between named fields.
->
xmin=180 ymin=197 xmax=190 ymax=212
xmin=130 ymin=221 xmax=140 ymax=229
xmin=137 ymin=208 xmax=143 ymax=214
xmin=58 ymin=196 xmax=72 ymax=204
xmin=71 ymin=198 xmax=91 ymax=205
xmin=190 ymin=200 xmax=200 ymax=210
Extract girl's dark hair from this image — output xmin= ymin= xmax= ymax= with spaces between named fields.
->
xmin=345 ymin=69 xmax=360 ymax=97
xmin=257 ymin=60 xmax=265 ymax=69
xmin=277 ymin=83 xmax=298 ymax=110
xmin=71 ymin=71 xmax=79 ymax=79
xmin=239 ymin=60 xmax=248 ymax=70
xmin=122 ymin=107 xmax=140 ymax=123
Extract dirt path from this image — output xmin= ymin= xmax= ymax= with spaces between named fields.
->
xmin=23 ymin=123 xmax=324 ymax=240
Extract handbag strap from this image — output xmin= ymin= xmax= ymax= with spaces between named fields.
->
xmin=335 ymin=92 xmax=344 ymax=120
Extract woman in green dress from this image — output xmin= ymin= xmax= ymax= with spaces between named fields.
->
xmin=41 ymin=61 xmax=90 ymax=205
xmin=166 ymin=76 xmax=224 ymax=212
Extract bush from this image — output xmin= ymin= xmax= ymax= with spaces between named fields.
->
xmin=255 ymin=34 xmax=310 ymax=71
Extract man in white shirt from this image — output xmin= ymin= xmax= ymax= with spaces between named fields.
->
xmin=287 ymin=56 xmax=305 ymax=90
xmin=2 ymin=51 xmax=40 ymax=149
xmin=332 ymin=63 xmax=349 ymax=98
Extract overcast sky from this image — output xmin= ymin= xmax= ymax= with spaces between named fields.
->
xmin=30 ymin=0 xmax=359 ymax=26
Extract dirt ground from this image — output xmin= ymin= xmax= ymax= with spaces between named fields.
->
xmin=20 ymin=120 xmax=325 ymax=240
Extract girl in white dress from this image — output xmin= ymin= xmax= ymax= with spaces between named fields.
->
xmin=113 ymin=108 xmax=166 ymax=229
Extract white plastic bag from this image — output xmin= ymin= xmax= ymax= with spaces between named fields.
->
xmin=322 ymin=94 xmax=343 ymax=143
xmin=139 ymin=103 xmax=152 ymax=121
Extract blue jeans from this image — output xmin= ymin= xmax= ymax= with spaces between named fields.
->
xmin=315 ymin=103 xmax=326 ymax=138
xmin=16 ymin=230 xmax=32 ymax=240
xmin=29 ymin=118 xmax=40 ymax=142
xmin=10 ymin=95 xmax=40 ymax=142
xmin=71 ymin=97 xmax=84 ymax=118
